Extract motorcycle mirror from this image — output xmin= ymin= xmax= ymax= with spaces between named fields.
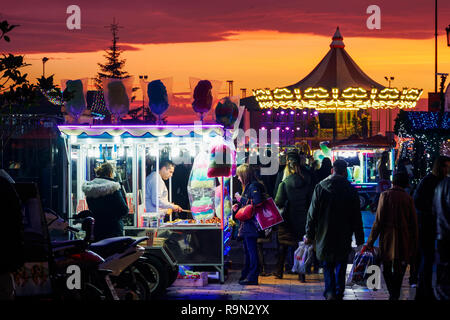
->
xmin=81 ymin=217 xmax=95 ymax=243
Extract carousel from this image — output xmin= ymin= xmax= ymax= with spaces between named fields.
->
xmin=249 ymin=27 xmax=423 ymax=144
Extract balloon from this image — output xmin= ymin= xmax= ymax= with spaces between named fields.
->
xmin=148 ymin=80 xmax=169 ymax=115
xmin=215 ymin=97 xmax=239 ymax=128
xmin=192 ymin=80 xmax=213 ymax=114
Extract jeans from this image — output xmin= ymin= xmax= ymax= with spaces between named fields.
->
xmin=416 ymin=225 xmax=436 ymax=300
xmin=322 ymin=259 xmax=347 ymax=300
xmin=383 ymin=261 xmax=407 ymax=300
xmin=241 ymin=236 xmax=259 ymax=283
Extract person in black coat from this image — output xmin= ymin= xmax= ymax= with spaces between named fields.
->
xmin=82 ymin=162 xmax=129 ymax=241
xmin=0 ymin=171 xmax=24 ymax=300
xmin=413 ymin=155 xmax=450 ymax=300
xmin=315 ymin=157 xmax=332 ymax=184
xmin=233 ymin=164 xmax=265 ymax=286
xmin=274 ymin=151 xmax=314 ymax=281
xmin=433 ymin=176 xmax=450 ymax=300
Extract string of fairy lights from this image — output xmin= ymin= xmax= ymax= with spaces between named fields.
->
xmin=253 ymin=86 xmax=423 ymax=111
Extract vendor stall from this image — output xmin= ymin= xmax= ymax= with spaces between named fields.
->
xmin=57 ymin=124 xmax=233 ymax=283
xmin=329 ymin=135 xmax=395 ymax=210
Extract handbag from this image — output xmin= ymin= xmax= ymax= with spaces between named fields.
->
xmin=235 ymin=200 xmax=254 ymax=221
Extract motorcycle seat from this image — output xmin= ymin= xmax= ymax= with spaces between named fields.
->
xmin=52 ymin=239 xmax=85 ymax=249
xmin=89 ymin=237 xmax=136 ymax=258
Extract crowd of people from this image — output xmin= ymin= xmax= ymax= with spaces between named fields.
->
xmin=1 ymin=146 xmax=449 ymax=301
xmin=231 ymin=151 xmax=450 ymax=301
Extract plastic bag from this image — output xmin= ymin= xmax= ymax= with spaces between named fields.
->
xmin=292 ymin=241 xmax=314 ymax=274
xmin=189 ymin=77 xmax=222 ymax=121
xmin=187 ymin=151 xmax=216 ymax=221
xmin=61 ymin=78 xmax=88 ymax=121
xmin=139 ymin=77 xmax=173 ymax=117
xmin=102 ymin=77 xmax=134 ymax=120
xmin=346 ymin=247 xmax=380 ymax=286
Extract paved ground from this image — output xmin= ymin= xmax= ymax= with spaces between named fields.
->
xmin=165 ymin=265 xmax=416 ymax=300
xmin=164 ymin=210 xmax=418 ymax=300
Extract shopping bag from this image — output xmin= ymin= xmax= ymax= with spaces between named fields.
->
xmin=254 ymin=198 xmax=283 ymax=230
xmin=346 ymin=247 xmax=379 ymax=286
xmin=291 ymin=241 xmax=313 ymax=274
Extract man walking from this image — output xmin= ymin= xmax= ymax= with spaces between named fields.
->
xmin=305 ymin=160 xmax=365 ymax=300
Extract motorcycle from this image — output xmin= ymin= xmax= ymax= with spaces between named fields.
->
xmin=46 ymin=208 xmax=151 ymax=300
xmin=50 ymin=216 xmax=119 ymax=300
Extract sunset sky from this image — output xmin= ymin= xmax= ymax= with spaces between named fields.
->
xmin=2 ymin=0 xmax=450 ymax=109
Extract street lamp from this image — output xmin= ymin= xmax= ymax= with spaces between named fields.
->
xmin=384 ymin=76 xmax=395 ymax=132
xmin=42 ymin=57 xmax=49 ymax=77
xmin=446 ymin=24 xmax=450 ymax=46
xmin=139 ymin=75 xmax=148 ymax=120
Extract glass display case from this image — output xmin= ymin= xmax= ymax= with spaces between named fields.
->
xmin=58 ymin=124 xmax=233 ymax=282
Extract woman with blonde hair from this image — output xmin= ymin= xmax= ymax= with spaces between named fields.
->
xmin=233 ymin=163 xmax=265 ymax=285
xmin=274 ymin=151 xmax=314 ymax=281
xmin=82 ymin=162 xmax=129 ymax=241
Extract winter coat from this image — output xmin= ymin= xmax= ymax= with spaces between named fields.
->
xmin=82 ymin=177 xmax=129 ymax=241
xmin=275 ymin=173 xmax=313 ymax=246
xmin=305 ymin=174 xmax=365 ymax=262
xmin=367 ymin=186 xmax=418 ymax=262
xmin=0 ymin=177 xmax=25 ymax=273
xmin=414 ymin=173 xmax=441 ymax=237
xmin=433 ymin=177 xmax=450 ymax=244
xmin=236 ymin=181 xmax=264 ymax=238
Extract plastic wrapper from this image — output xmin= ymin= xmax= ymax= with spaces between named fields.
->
xmin=61 ymin=78 xmax=88 ymax=121
xmin=189 ymin=77 xmax=222 ymax=120
xmin=215 ymin=96 xmax=239 ymax=128
xmin=102 ymin=77 xmax=134 ymax=119
xmin=292 ymin=241 xmax=314 ymax=274
xmin=346 ymin=247 xmax=380 ymax=287
xmin=214 ymin=178 xmax=231 ymax=219
xmin=207 ymin=143 xmax=233 ymax=178
xmin=187 ymin=151 xmax=216 ymax=221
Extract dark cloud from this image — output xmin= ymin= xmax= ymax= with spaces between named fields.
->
xmin=1 ymin=0 xmax=449 ymax=53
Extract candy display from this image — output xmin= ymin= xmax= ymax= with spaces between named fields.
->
xmin=207 ymin=144 xmax=233 ymax=178
xmin=214 ymin=178 xmax=231 ymax=219
xmin=192 ymin=80 xmax=213 ymax=114
xmin=215 ymin=97 xmax=239 ymax=128
xmin=187 ymin=151 xmax=216 ymax=221
xmin=148 ymin=80 xmax=169 ymax=116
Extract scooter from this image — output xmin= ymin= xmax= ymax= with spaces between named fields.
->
xmin=50 ymin=216 xmax=119 ymax=300
xmin=46 ymin=209 xmax=151 ymax=300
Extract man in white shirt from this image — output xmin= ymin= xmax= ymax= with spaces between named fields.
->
xmin=145 ymin=159 xmax=182 ymax=218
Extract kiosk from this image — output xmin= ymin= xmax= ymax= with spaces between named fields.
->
xmin=58 ymin=124 xmax=233 ymax=283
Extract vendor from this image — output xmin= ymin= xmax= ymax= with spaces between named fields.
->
xmin=145 ymin=159 xmax=183 ymax=219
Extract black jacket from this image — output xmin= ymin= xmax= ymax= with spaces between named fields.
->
xmin=305 ymin=174 xmax=365 ymax=262
xmin=414 ymin=173 xmax=441 ymax=238
xmin=433 ymin=177 xmax=450 ymax=243
xmin=0 ymin=176 xmax=25 ymax=273
xmin=236 ymin=181 xmax=264 ymax=238
xmin=82 ymin=177 xmax=129 ymax=241
xmin=275 ymin=173 xmax=314 ymax=246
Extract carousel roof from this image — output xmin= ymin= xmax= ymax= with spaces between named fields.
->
xmin=285 ymin=27 xmax=384 ymax=92
xmin=250 ymin=27 xmax=423 ymax=111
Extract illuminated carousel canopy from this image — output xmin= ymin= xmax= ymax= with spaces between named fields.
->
xmin=252 ymin=27 xmax=423 ymax=111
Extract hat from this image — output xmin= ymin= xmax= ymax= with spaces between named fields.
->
xmin=287 ymin=151 xmax=300 ymax=163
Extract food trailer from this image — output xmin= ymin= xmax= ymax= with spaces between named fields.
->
xmin=57 ymin=124 xmax=233 ymax=284
xmin=330 ymin=135 xmax=395 ymax=210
